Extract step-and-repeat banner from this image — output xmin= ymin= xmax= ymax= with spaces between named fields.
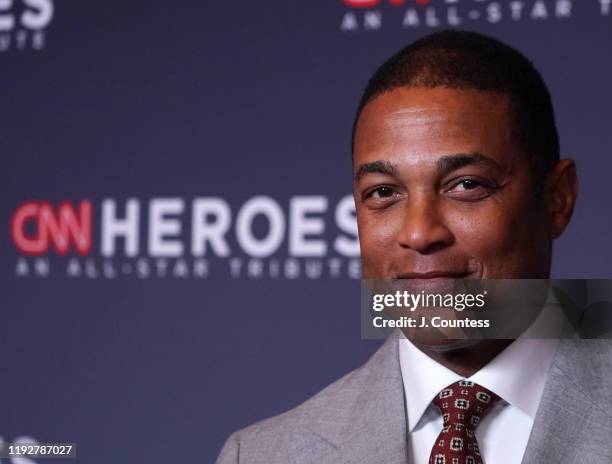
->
xmin=1 ymin=1 xmax=611 ymax=462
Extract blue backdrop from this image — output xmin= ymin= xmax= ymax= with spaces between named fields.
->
xmin=1 ymin=1 xmax=611 ymax=463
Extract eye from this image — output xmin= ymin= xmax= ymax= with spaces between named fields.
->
xmin=361 ymin=185 xmax=402 ymax=207
xmin=452 ymin=179 xmax=480 ymax=191
xmin=367 ymin=186 xmax=396 ymax=199
xmin=445 ymin=177 xmax=496 ymax=200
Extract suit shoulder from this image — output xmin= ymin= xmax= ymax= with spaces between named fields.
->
xmin=239 ymin=364 xmax=363 ymax=438
xmin=216 ymin=336 xmax=397 ymax=463
xmin=216 ymin=362 xmax=369 ymax=463
xmin=554 ymin=339 xmax=612 ymax=402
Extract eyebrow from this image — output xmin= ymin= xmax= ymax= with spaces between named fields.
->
xmin=354 ymin=153 xmax=502 ymax=182
xmin=436 ymin=153 xmax=503 ymax=173
xmin=354 ymin=160 xmax=397 ymax=182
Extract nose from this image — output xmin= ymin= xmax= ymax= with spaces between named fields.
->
xmin=397 ymin=194 xmax=454 ymax=254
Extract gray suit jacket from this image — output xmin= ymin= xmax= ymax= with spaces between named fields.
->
xmin=216 ymin=335 xmax=612 ymax=463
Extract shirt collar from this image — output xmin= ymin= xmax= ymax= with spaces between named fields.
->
xmin=399 ymin=291 xmax=563 ymax=432
xmin=399 ymin=333 xmax=462 ymax=432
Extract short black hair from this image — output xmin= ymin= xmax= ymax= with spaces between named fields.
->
xmin=352 ymin=30 xmax=560 ymax=181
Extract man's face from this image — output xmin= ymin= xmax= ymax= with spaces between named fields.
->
xmin=353 ymin=87 xmax=552 ymax=282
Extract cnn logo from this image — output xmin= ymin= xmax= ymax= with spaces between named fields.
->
xmin=11 ymin=200 xmax=92 ymax=256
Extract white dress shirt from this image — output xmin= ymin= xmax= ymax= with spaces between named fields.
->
xmin=399 ymin=296 xmax=565 ymax=464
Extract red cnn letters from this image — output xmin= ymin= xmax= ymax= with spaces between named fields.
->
xmin=11 ymin=200 xmax=92 ymax=255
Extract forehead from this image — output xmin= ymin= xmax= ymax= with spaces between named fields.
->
xmin=354 ymin=87 xmax=516 ymax=164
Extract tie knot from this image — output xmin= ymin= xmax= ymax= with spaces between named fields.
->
xmin=432 ymin=380 xmax=500 ymax=431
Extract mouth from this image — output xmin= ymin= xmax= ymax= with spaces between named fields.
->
xmin=393 ymin=271 xmax=473 ymax=292
xmin=395 ymin=271 xmax=472 ymax=280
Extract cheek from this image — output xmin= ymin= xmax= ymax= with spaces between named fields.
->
xmin=447 ymin=202 xmax=545 ymax=276
xmin=357 ymin=210 xmax=401 ymax=274
xmin=451 ymin=211 xmax=515 ymax=255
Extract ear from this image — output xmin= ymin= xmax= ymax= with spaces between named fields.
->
xmin=545 ymin=159 xmax=578 ymax=239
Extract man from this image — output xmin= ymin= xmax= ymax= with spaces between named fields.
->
xmin=216 ymin=30 xmax=612 ymax=463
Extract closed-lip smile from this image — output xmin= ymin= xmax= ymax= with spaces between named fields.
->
xmin=395 ymin=271 xmax=470 ymax=279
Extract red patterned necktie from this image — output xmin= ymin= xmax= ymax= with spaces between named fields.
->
xmin=428 ymin=380 xmax=500 ymax=464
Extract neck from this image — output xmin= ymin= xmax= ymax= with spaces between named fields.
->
xmin=413 ymin=339 xmax=514 ymax=377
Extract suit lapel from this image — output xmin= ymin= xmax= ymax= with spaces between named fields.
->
xmin=301 ymin=332 xmax=408 ymax=464
xmin=522 ymin=339 xmax=612 ymax=463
